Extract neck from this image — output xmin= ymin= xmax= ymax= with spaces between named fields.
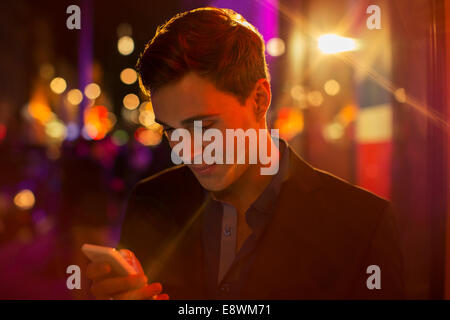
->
xmin=212 ymin=132 xmax=280 ymax=213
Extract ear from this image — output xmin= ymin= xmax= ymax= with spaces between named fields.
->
xmin=251 ymin=79 xmax=271 ymax=122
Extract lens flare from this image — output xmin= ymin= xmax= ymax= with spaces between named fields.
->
xmin=318 ymin=34 xmax=358 ymax=54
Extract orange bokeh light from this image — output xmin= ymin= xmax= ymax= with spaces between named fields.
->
xmin=274 ymin=107 xmax=304 ymax=141
xmin=84 ymin=105 xmax=114 ymax=140
xmin=28 ymin=87 xmax=52 ymax=124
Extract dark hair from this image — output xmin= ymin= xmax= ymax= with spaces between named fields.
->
xmin=136 ymin=7 xmax=270 ymax=104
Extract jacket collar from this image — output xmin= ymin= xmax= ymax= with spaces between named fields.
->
xmin=285 ymin=146 xmax=323 ymax=194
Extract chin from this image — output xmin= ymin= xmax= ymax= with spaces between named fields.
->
xmin=191 ymin=163 xmax=248 ymax=192
xmin=194 ymin=172 xmax=233 ymax=192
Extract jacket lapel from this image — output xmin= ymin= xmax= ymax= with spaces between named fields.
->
xmin=241 ymin=148 xmax=325 ymax=299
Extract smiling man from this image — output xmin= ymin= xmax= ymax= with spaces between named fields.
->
xmin=86 ymin=7 xmax=404 ymax=300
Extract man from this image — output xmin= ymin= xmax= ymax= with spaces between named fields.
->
xmin=87 ymin=7 xmax=404 ymax=299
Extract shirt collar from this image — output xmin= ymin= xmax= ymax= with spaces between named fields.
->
xmin=245 ymin=138 xmax=290 ymax=232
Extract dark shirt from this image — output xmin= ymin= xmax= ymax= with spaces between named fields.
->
xmin=202 ymin=139 xmax=290 ymax=298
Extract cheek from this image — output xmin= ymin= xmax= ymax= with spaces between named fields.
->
xmin=230 ymin=110 xmax=247 ymax=126
xmin=219 ymin=113 xmax=251 ymax=132
xmin=232 ymin=104 xmax=258 ymax=128
xmin=168 ymin=136 xmax=196 ymax=160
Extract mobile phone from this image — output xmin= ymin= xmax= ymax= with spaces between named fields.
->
xmin=81 ymin=244 xmax=137 ymax=276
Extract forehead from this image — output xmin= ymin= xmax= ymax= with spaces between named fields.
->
xmin=151 ymin=72 xmax=240 ymax=125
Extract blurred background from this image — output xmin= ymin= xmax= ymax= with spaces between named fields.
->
xmin=0 ymin=0 xmax=448 ymax=299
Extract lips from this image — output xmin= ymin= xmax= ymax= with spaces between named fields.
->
xmin=189 ymin=163 xmax=217 ymax=175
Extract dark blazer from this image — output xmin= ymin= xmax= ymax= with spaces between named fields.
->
xmin=119 ymin=147 xmax=404 ymax=299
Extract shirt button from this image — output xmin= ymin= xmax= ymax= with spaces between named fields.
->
xmin=220 ymin=283 xmax=231 ymax=293
xmin=224 ymin=226 xmax=232 ymax=237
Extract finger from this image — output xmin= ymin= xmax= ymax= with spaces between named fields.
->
xmin=154 ymin=293 xmax=170 ymax=300
xmin=142 ymin=282 xmax=163 ymax=299
xmin=119 ymin=249 xmax=144 ymax=274
xmin=113 ymin=283 xmax=163 ymax=300
xmin=112 ymin=287 xmax=146 ymax=300
xmin=86 ymin=261 xmax=111 ymax=280
xmin=94 ymin=294 xmax=114 ymax=300
xmin=91 ymin=274 xmax=147 ymax=297
xmin=112 ymin=287 xmax=141 ymax=300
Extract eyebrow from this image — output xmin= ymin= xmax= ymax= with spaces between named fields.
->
xmin=155 ymin=113 xmax=220 ymax=128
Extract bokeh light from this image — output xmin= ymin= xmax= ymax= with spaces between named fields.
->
xmin=66 ymin=122 xmax=80 ymax=141
xmin=50 ymin=77 xmax=67 ymax=94
xmin=108 ymin=112 xmax=117 ymax=128
xmin=118 ymin=36 xmax=134 ymax=55
xmin=28 ymin=88 xmax=53 ymax=124
xmin=139 ymin=101 xmax=154 ymax=111
xmin=81 ymin=126 xmax=94 ymax=141
xmin=117 ymin=23 xmax=132 ymax=37
xmin=290 ymin=85 xmax=305 ymax=102
xmin=323 ymin=122 xmax=345 ymax=141
xmin=84 ymin=83 xmax=101 ymax=100
xmin=28 ymin=103 xmax=52 ymax=124
xmin=121 ymin=108 xmax=139 ymax=124
xmin=336 ymin=104 xmax=357 ymax=125
xmin=266 ymin=38 xmax=286 ymax=57
xmin=45 ymin=119 xmax=67 ymax=140
xmin=134 ymin=126 xmax=162 ymax=146
xmin=139 ymin=110 xmax=156 ymax=127
xmin=274 ymin=107 xmax=304 ymax=141
xmin=66 ymin=89 xmax=83 ymax=105
xmin=39 ymin=63 xmax=55 ymax=80
xmin=138 ymin=101 xmax=156 ymax=127
xmin=307 ymin=90 xmax=324 ymax=106
xmin=14 ymin=189 xmax=35 ymax=210
xmin=123 ymin=93 xmax=140 ymax=110
xmin=0 ymin=124 xmax=6 ymax=141
xmin=120 ymin=68 xmax=138 ymax=85
xmin=83 ymin=105 xmax=114 ymax=140
xmin=395 ymin=88 xmax=406 ymax=103
xmin=324 ymin=79 xmax=341 ymax=96
xmin=111 ymin=130 xmax=129 ymax=146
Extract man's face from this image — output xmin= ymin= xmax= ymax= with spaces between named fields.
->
xmin=152 ymin=72 xmax=261 ymax=192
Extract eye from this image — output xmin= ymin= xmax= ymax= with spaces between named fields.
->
xmin=163 ymin=127 xmax=175 ymax=137
xmin=201 ymin=120 xmax=215 ymax=131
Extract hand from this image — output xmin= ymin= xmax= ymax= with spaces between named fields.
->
xmin=86 ymin=249 xmax=169 ymax=300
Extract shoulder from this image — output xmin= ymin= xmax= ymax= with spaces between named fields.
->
xmin=314 ymin=167 xmax=390 ymax=212
xmin=285 ymin=148 xmax=393 ymax=241
xmin=306 ymin=168 xmax=403 ymax=298
xmin=288 ymin=147 xmax=390 ymax=215
xmin=314 ymin=167 xmax=390 ymax=234
xmin=285 ymin=151 xmax=401 ymax=259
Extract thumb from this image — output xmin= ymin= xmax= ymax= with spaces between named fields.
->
xmin=119 ymin=249 xmax=144 ymax=274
